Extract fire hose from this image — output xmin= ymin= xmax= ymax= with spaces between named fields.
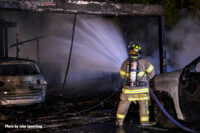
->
xmin=149 ymin=88 xmax=199 ymax=133
xmin=75 ymin=87 xmax=198 ymax=132
xmin=69 ymin=87 xmax=198 ymax=133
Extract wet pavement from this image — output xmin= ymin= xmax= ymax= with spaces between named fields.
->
xmin=64 ymin=121 xmax=190 ymax=133
xmin=0 ymin=95 xmax=117 ymax=132
xmin=0 ymin=95 xmax=195 ymax=133
xmin=64 ymin=122 xmax=165 ymax=133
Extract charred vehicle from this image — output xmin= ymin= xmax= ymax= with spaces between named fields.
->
xmin=0 ymin=57 xmax=47 ymax=105
xmin=150 ymin=56 xmax=200 ymax=128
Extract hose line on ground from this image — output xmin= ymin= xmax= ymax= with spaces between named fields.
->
xmin=149 ymin=88 xmax=198 ymax=133
xmin=76 ymin=90 xmax=119 ymax=115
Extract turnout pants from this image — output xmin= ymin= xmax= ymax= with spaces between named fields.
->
xmin=116 ymin=87 xmax=150 ymax=126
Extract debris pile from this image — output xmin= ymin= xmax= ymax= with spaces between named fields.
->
xmin=0 ymin=95 xmax=119 ymax=132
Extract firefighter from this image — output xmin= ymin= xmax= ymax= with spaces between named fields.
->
xmin=116 ymin=43 xmax=155 ymax=127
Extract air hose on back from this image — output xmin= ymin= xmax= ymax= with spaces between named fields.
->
xmin=149 ymin=88 xmax=198 ymax=133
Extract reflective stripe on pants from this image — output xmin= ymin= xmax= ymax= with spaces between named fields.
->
xmin=117 ymin=114 xmax=125 ymax=119
xmin=116 ymin=93 xmax=150 ymax=126
xmin=128 ymin=97 xmax=149 ymax=101
xmin=140 ymin=116 xmax=149 ymax=121
xmin=139 ymin=100 xmax=150 ymax=125
xmin=122 ymin=88 xmax=149 ymax=94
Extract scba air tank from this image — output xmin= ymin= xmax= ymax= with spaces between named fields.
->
xmin=129 ymin=60 xmax=138 ymax=87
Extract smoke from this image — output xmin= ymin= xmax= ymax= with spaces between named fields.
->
xmin=1 ymin=12 xmax=128 ymax=97
xmin=6 ymin=11 xmax=200 ymax=97
xmin=120 ymin=16 xmax=160 ymax=74
xmin=167 ymin=18 xmax=200 ymax=71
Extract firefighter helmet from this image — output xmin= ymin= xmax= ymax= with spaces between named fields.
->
xmin=128 ymin=42 xmax=142 ymax=59
xmin=128 ymin=43 xmax=142 ymax=53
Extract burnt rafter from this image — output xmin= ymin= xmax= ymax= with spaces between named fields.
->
xmin=0 ymin=0 xmax=164 ymax=16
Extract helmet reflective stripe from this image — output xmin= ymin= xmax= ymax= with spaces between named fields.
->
xmin=132 ymin=44 xmax=141 ymax=52
xmin=134 ymin=48 xmax=139 ymax=52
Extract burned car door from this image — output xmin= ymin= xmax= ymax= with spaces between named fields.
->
xmin=179 ymin=56 xmax=200 ymax=122
xmin=150 ymin=56 xmax=200 ymax=128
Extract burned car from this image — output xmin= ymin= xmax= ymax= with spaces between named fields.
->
xmin=150 ymin=56 xmax=200 ymax=128
xmin=0 ymin=57 xmax=47 ymax=105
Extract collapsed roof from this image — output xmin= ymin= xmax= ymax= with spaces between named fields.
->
xmin=0 ymin=0 xmax=164 ymax=16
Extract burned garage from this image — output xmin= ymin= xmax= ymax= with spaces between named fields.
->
xmin=0 ymin=0 xmax=200 ymax=133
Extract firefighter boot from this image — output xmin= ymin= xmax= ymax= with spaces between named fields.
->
xmin=115 ymin=119 xmax=124 ymax=128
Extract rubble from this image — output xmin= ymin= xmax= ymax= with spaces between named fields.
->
xmin=0 ymin=95 xmax=119 ymax=132
xmin=0 ymin=92 xmax=197 ymax=132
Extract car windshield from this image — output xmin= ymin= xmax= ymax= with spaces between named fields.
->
xmin=0 ymin=64 xmax=40 ymax=76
